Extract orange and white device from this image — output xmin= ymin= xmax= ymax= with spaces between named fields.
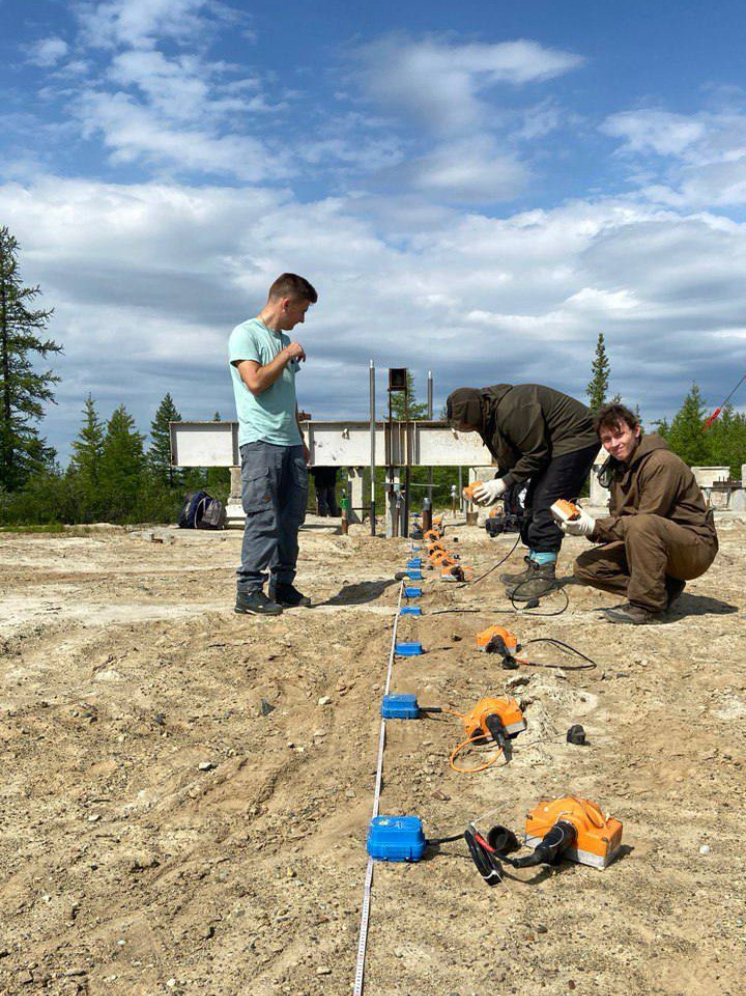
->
xmin=439 ymin=564 xmax=469 ymax=582
xmin=462 ymin=481 xmax=484 ymax=501
xmin=463 ymin=697 xmax=526 ymax=742
xmin=431 ymin=551 xmax=458 ymax=567
xmin=524 ymin=796 xmax=623 ymax=870
xmin=427 ymin=540 xmax=446 ymax=554
xmin=476 ymin=626 xmax=519 ymax=655
xmin=550 ymin=499 xmax=581 ymax=524
xmin=424 ymin=528 xmax=442 ymax=543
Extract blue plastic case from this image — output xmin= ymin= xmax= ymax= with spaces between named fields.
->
xmin=395 ymin=642 xmax=423 ymax=656
xmin=381 ymin=694 xmax=420 ymax=719
xmin=400 ymin=606 xmax=422 ymax=616
xmin=367 ymin=816 xmax=426 ymax=862
xmin=403 ymin=586 xmax=422 ymax=598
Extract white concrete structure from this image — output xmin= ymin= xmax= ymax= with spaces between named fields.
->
xmin=171 ymin=420 xmax=495 ymax=530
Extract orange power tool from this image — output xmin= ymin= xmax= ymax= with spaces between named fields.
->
xmin=522 ymin=796 xmax=623 ymax=870
xmin=462 ymin=696 xmax=526 ymax=759
xmin=550 ymin=499 xmax=581 ymax=524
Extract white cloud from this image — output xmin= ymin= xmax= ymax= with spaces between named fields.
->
xmin=1 ymin=175 xmax=744 ymax=460
xmin=77 ymin=0 xmax=223 ymax=50
xmin=74 ymin=90 xmax=284 ymax=181
xmin=603 ymin=106 xmax=746 ymax=208
xmin=602 ymin=110 xmax=706 ymax=156
xmin=353 ymin=35 xmax=583 ymax=134
xmin=408 ymin=138 xmax=529 ymax=202
xmin=26 ymin=37 xmax=70 ymax=67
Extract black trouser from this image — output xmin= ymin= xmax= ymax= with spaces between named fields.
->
xmin=316 ymin=485 xmax=339 ymax=517
xmin=519 ymin=443 xmax=599 ymax=554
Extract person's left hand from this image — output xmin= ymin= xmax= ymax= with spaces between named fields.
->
xmin=472 ymin=478 xmax=508 ymax=506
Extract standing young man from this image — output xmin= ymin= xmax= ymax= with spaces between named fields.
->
xmin=229 ymin=273 xmax=318 ymax=616
xmin=446 ymin=383 xmax=599 ymax=600
xmin=562 ymin=403 xmax=718 ymax=623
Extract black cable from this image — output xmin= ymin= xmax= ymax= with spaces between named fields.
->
xmin=509 ymin=581 xmax=570 ymax=617
xmin=425 ymin=832 xmax=465 ymax=846
xmin=453 ymin=534 xmax=521 ymax=589
xmin=519 ymin=637 xmax=598 ymax=671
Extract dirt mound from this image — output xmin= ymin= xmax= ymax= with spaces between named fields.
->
xmin=0 ymin=520 xmax=744 ymax=995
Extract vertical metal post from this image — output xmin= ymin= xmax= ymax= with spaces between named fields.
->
xmin=369 ymin=360 xmax=376 ymax=536
xmin=402 ymin=388 xmax=410 ymax=539
xmin=458 ymin=466 xmax=463 ymax=515
xmin=427 ymin=369 xmax=434 ymax=506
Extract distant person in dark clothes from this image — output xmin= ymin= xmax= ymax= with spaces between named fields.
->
xmin=310 ymin=466 xmax=340 ymax=517
xmin=446 ymin=383 xmax=599 ymax=600
xmin=563 ymin=403 xmax=718 ymax=624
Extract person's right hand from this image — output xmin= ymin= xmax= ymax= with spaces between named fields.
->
xmin=560 ymin=508 xmax=596 ymax=537
xmin=285 ymin=341 xmax=306 ymax=363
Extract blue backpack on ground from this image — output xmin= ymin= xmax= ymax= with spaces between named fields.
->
xmin=178 ymin=490 xmax=227 ymax=530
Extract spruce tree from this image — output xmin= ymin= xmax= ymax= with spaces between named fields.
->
xmin=389 ymin=372 xmax=429 ymax=420
xmin=67 ymin=395 xmax=106 ymax=521
xmin=707 ymin=404 xmax=746 ymax=479
xmin=70 ymin=395 xmax=105 ymax=482
xmin=149 ymin=393 xmax=182 ymax=487
xmin=0 ymin=226 xmax=61 ymax=490
xmin=587 ymin=333 xmax=611 ymax=415
xmin=666 ymin=384 xmax=711 ymax=466
xmin=98 ymin=405 xmax=146 ymax=521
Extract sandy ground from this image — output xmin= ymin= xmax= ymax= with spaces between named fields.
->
xmin=0 ymin=515 xmax=745 ymax=996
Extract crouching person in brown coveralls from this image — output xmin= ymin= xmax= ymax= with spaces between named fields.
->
xmin=562 ymin=403 xmax=718 ymax=625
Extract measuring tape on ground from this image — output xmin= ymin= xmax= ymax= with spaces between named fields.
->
xmin=352 ymin=580 xmax=404 ymax=996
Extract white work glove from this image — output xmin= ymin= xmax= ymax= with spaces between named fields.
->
xmin=472 ymin=478 xmax=508 ymax=506
xmin=560 ymin=508 xmax=596 ymax=537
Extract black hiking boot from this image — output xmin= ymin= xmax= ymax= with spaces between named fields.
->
xmin=508 ymin=563 xmax=557 ymax=601
xmin=268 ymin=582 xmax=311 ymax=608
xmin=499 ymin=556 xmax=536 ymax=586
xmin=235 ymin=590 xmax=283 ymax=616
xmin=665 ymin=577 xmax=686 ymax=609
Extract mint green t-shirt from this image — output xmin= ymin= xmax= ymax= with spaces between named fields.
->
xmin=228 ymin=318 xmax=302 ymax=447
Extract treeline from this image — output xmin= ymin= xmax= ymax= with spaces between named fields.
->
xmin=0 ymin=394 xmax=229 ymax=527
xmin=655 ymin=384 xmax=745 ymax=480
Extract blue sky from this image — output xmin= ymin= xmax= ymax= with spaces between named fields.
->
xmin=1 ymin=0 xmax=745 ymax=460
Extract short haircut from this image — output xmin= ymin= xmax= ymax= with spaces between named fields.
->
xmin=268 ymin=273 xmax=318 ymax=303
xmin=595 ymin=403 xmax=640 ymax=437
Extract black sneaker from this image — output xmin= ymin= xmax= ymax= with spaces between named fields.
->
xmin=269 ymin=582 xmax=311 ymax=608
xmin=603 ymin=603 xmax=663 ymax=625
xmin=235 ymin=590 xmax=283 ymax=616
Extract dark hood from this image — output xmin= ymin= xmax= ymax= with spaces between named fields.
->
xmin=446 ymin=385 xmax=512 ymax=438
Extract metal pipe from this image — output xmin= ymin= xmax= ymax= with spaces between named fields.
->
xmin=427 ymin=369 xmax=433 ymax=505
xmin=369 ymin=360 xmax=376 ymax=536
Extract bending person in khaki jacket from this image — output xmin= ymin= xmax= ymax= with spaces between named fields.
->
xmin=562 ymin=403 xmax=718 ymax=624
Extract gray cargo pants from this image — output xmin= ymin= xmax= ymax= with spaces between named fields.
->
xmin=237 ymin=441 xmax=308 ymax=594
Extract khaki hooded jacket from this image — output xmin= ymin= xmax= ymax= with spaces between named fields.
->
xmin=593 ymin=434 xmax=718 ymax=547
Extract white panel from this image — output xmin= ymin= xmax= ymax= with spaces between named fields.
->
xmin=170 ymin=422 xmax=237 ymax=467
xmin=171 ymin=420 xmax=493 ymax=468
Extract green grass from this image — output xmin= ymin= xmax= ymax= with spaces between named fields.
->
xmin=0 ymin=522 xmax=66 ymax=533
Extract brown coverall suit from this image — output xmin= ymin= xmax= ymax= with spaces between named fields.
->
xmin=574 ymin=434 xmax=718 ymax=613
